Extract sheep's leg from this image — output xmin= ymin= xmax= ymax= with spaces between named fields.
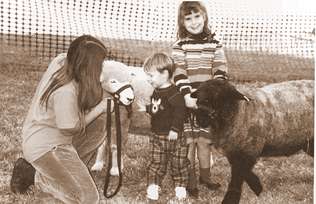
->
xmin=235 ymin=153 xmax=262 ymax=196
xmin=222 ymin=163 xmax=243 ymax=204
xmin=222 ymin=152 xmax=259 ymax=204
xmin=244 ymin=170 xmax=262 ymax=196
xmin=110 ymin=144 xmax=124 ymax=176
xmin=222 ymin=153 xmax=245 ymax=204
xmin=303 ymin=138 xmax=314 ymax=157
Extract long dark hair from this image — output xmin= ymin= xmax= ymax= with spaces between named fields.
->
xmin=40 ymin=35 xmax=108 ymax=131
xmin=177 ymin=1 xmax=213 ymax=39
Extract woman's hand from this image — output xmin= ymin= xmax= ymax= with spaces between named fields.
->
xmin=184 ymin=94 xmax=198 ymax=109
xmin=168 ymin=130 xmax=178 ymax=140
xmin=84 ymin=97 xmax=114 ymax=125
xmin=96 ymin=97 xmax=114 ymax=113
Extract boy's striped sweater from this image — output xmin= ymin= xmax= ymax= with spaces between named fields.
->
xmin=172 ymin=37 xmax=228 ymax=96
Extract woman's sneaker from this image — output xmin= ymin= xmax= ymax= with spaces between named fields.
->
xmin=175 ymin=186 xmax=187 ymax=200
xmin=147 ymin=184 xmax=159 ymax=200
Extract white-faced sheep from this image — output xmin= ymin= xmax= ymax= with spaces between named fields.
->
xmin=91 ymin=60 xmax=153 ymax=174
xmin=191 ymin=79 xmax=314 ymax=204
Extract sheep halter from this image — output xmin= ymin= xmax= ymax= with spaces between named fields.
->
xmin=109 ymin=84 xmax=134 ymax=104
xmin=103 ymin=98 xmax=123 ymax=198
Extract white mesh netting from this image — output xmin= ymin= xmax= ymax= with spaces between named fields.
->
xmin=0 ymin=0 xmax=315 ymax=66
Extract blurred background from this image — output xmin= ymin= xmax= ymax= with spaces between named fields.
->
xmin=0 ymin=0 xmax=314 ymax=82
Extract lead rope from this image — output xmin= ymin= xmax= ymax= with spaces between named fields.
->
xmin=103 ymin=98 xmax=123 ymax=198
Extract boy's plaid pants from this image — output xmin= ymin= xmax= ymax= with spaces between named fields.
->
xmin=147 ymin=134 xmax=190 ymax=187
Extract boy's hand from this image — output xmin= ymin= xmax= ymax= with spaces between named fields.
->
xmin=168 ymin=130 xmax=178 ymax=140
xmin=184 ymin=94 xmax=198 ymax=109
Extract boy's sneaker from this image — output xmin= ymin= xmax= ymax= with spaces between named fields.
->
xmin=147 ymin=184 xmax=159 ymax=200
xmin=175 ymin=186 xmax=187 ymax=200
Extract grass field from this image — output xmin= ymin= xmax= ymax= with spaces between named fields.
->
xmin=0 ymin=43 xmax=314 ymax=203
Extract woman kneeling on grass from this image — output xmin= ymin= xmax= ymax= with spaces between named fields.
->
xmin=22 ymin=35 xmax=111 ymax=204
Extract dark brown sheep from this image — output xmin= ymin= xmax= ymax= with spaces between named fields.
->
xmin=192 ymin=79 xmax=314 ymax=204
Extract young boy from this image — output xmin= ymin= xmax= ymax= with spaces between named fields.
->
xmin=142 ymin=53 xmax=190 ymax=201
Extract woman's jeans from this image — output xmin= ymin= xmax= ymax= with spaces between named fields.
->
xmin=31 ymin=115 xmax=107 ymax=204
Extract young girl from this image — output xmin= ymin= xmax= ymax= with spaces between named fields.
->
xmin=22 ymin=35 xmax=111 ymax=203
xmin=172 ymin=1 xmax=228 ymax=197
xmin=143 ymin=53 xmax=190 ymax=201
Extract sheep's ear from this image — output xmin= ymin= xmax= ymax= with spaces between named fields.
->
xmin=243 ymin=95 xmax=251 ymax=102
xmin=191 ymin=90 xmax=198 ymax=98
xmin=233 ymin=89 xmax=250 ymax=102
xmin=100 ymin=73 xmax=105 ymax=82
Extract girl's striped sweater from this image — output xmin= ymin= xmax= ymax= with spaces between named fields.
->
xmin=172 ymin=36 xmax=228 ymax=95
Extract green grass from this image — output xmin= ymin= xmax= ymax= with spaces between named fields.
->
xmin=0 ymin=44 xmax=314 ymax=203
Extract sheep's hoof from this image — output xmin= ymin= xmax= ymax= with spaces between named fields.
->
xmin=245 ymin=172 xmax=263 ymax=196
xmin=110 ymin=167 xmax=119 ymax=176
xmin=253 ymin=184 xmax=263 ymax=196
xmin=222 ymin=190 xmax=241 ymax=204
xmin=91 ymin=162 xmax=104 ymax=171
xmin=248 ymin=178 xmax=263 ymax=196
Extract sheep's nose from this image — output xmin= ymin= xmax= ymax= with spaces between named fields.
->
xmin=127 ymin=97 xmax=134 ymax=102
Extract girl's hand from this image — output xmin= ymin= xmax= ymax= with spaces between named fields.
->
xmin=184 ymin=94 xmax=198 ymax=109
xmin=168 ymin=130 xmax=178 ymax=140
